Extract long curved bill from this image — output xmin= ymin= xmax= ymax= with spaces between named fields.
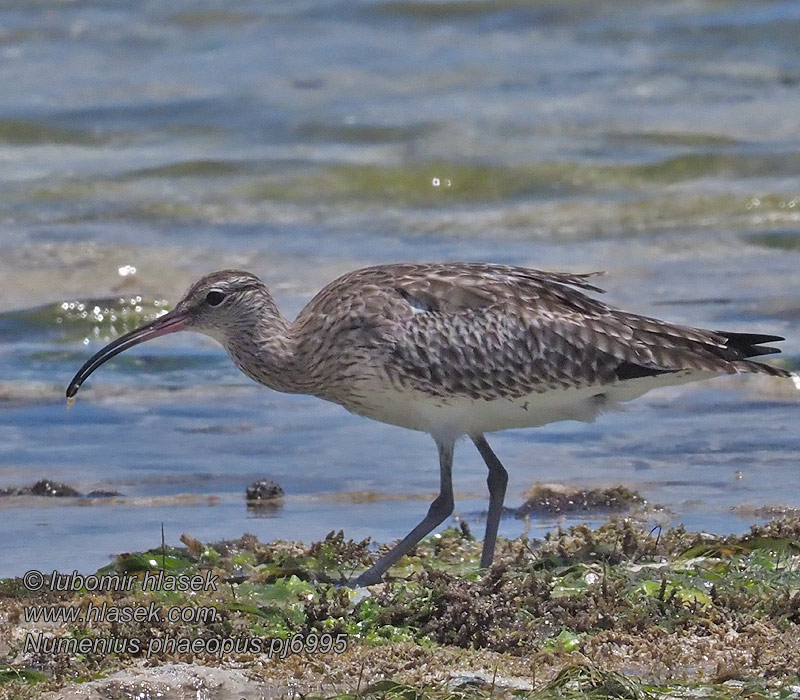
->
xmin=66 ymin=309 xmax=189 ymax=401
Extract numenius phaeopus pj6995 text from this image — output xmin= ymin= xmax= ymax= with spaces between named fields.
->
xmin=66 ymin=263 xmax=798 ymax=586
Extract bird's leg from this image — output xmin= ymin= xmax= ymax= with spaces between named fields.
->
xmin=471 ymin=434 xmax=508 ymax=569
xmin=353 ymin=438 xmax=455 ymax=587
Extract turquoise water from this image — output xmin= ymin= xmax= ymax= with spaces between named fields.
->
xmin=1 ymin=0 xmax=799 ymax=577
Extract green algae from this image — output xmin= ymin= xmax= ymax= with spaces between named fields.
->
xmin=1 ymin=518 xmax=799 ymax=697
xmin=168 ymin=9 xmax=257 ymax=28
xmin=98 ymin=548 xmax=195 ymax=576
xmin=245 ymin=154 xmax=800 ymax=207
xmin=308 ymin=675 xmax=800 ymax=700
xmin=18 ymin=152 xmax=800 ymax=241
xmin=0 ymin=296 xmax=171 ymax=347
xmin=0 ymin=119 xmax=101 ymax=146
xmin=296 ymin=121 xmax=438 ymax=145
xmin=631 ymin=152 xmax=800 ymax=182
xmin=746 ymin=230 xmax=800 ymax=251
xmin=606 ymin=131 xmax=741 ymax=148
xmin=516 ymin=485 xmax=644 ymax=517
xmin=35 ymin=152 xmax=800 ymax=210
xmin=375 ymin=0 xmax=566 ymax=21
xmin=246 ymin=162 xmax=593 ymax=206
xmin=120 ymin=159 xmax=250 ymax=179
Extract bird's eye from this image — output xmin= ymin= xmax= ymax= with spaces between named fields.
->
xmin=205 ymin=290 xmax=226 ymax=306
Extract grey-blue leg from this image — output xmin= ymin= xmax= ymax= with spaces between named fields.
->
xmin=353 ymin=438 xmax=455 ymax=587
xmin=471 ymin=434 xmax=508 ymax=569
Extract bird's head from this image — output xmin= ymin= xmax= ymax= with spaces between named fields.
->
xmin=174 ymin=270 xmax=274 ymax=340
xmin=66 ymin=270 xmax=273 ymax=400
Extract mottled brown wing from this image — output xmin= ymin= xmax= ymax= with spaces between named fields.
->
xmin=300 ymin=262 xmax=607 ymax=318
xmin=377 ymin=267 xmax=789 ymax=399
xmin=297 ymin=262 xmax=789 ymax=401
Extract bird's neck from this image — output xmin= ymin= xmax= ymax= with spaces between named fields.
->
xmin=224 ymin=307 xmax=308 ymax=395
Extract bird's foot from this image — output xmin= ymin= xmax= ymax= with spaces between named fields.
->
xmin=346 ymin=569 xmax=384 ymax=588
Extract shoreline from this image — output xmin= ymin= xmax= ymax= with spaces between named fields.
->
xmin=2 ymin=516 xmax=799 ymax=699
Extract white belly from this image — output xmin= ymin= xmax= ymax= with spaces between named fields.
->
xmin=342 ymin=370 xmax=707 ymax=441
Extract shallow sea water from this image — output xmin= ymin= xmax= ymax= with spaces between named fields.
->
xmin=0 ymin=0 xmax=799 ymax=577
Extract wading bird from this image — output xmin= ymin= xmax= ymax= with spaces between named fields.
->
xmin=66 ymin=264 xmax=796 ymax=586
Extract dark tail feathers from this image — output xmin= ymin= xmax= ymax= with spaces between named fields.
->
xmin=715 ymin=331 xmax=785 ymax=359
xmin=615 ymin=330 xmax=792 ymax=382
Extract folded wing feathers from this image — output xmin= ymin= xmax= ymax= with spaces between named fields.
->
xmin=308 ymin=263 xmax=791 ymax=390
xmin=387 ymin=266 xmax=791 ymax=383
